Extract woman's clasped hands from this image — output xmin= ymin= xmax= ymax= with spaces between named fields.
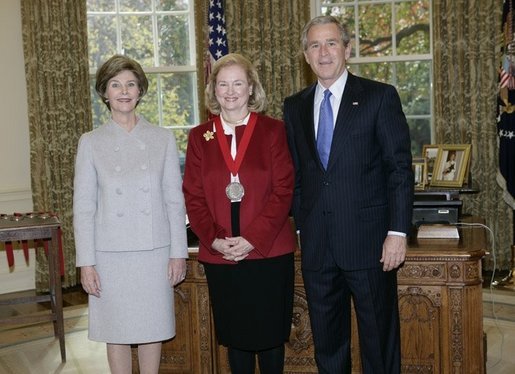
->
xmin=212 ymin=237 xmax=254 ymax=262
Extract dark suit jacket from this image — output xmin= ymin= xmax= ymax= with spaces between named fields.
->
xmin=284 ymin=72 xmax=414 ymax=271
xmin=183 ymin=113 xmax=296 ymax=265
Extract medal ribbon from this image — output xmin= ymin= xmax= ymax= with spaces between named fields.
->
xmin=214 ymin=112 xmax=257 ymax=177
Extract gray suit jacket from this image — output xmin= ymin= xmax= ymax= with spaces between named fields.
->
xmin=73 ymin=117 xmax=188 ymax=266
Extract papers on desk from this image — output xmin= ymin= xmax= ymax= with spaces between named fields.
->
xmin=417 ymin=224 xmax=460 ymax=239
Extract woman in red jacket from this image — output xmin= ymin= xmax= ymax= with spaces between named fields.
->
xmin=183 ymin=53 xmax=296 ymax=373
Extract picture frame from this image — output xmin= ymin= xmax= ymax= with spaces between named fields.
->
xmin=461 ymin=145 xmax=472 ymax=185
xmin=421 ymin=144 xmax=440 ymax=183
xmin=412 ymin=157 xmax=427 ymax=190
xmin=430 ymin=144 xmax=471 ymax=187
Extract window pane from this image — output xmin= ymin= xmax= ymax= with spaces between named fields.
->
xmin=172 ymin=128 xmax=189 ymax=166
xmin=160 ymin=73 xmax=196 ymax=127
xmin=135 ymin=73 xmax=196 ymax=126
xmin=350 ymin=62 xmax=392 ymax=84
xmin=156 ymin=0 xmax=189 ymax=11
xmin=87 ymin=0 xmax=198 ymax=157
xmin=88 ymin=15 xmax=117 ymax=70
xmin=158 ymin=15 xmax=190 ymax=66
xmin=120 ymin=15 xmax=154 ymax=66
xmin=320 ymin=6 xmax=356 ymax=58
xmin=395 ymin=1 xmax=430 ymax=55
xmin=359 ymin=3 xmax=392 ymax=57
xmin=119 ymin=0 xmax=151 ymax=12
xmin=138 ymin=74 xmax=159 ymax=125
xmin=408 ymin=118 xmax=431 ymax=155
xmin=396 ymin=61 xmax=430 ymax=116
xmin=87 ymin=0 xmax=115 ymax=12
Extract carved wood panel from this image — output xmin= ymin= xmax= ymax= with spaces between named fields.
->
xmin=398 ymin=286 xmax=442 ymax=374
xmin=134 ymin=217 xmax=486 ymax=373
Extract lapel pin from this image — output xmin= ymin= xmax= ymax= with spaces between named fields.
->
xmin=203 ymin=130 xmax=214 ymax=141
xmin=352 ymin=102 xmax=359 ymax=106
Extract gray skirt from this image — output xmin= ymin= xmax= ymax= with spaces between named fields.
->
xmin=87 ymin=246 xmax=175 ymax=344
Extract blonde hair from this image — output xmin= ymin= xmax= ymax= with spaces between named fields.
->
xmin=205 ymin=53 xmax=267 ymax=115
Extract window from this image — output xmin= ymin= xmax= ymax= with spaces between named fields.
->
xmin=314 ymin=0 xmax=432 ymax=155
xmin=86 ymin=0 xmax=198 ymax=163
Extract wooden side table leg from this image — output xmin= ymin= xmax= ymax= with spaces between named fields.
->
xmin=49 ymin=228 xmax=66 ymax=362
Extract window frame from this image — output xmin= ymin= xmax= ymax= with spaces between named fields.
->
xmin=311 ymin=0 xmax=434 ymax=148
xmin=86 ymin=0 xmax=199 ymax=134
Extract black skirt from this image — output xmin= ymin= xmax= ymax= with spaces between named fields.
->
xmin=202 ymin=252 xmax=294 ymax=351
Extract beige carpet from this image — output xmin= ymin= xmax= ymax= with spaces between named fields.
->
xmin=483 ymin=287 xmax=515 ymax=323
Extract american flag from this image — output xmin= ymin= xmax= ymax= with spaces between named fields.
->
xmin=497 ymin=0 xmax=515 ymax=211
xmin=499 ymin=55 xmax=515 ymax=90
xmin=206 ymin=0 xmax=228 ymax=81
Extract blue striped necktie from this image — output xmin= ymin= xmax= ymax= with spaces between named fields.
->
xmin=317 ymin=89 xmax=334 ymax=169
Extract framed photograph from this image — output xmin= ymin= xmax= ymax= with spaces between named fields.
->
xmin=461 ymin=145 xmax=472 ymax=185
xmin=412 ymin=157 xmax=427 ymax=190
xmin=422 ymin=144 xmax=440 ymax=183
xmin=430 ymin=144 xmax=471 ymax=187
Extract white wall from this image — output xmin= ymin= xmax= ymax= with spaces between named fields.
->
xmin=0 ymin=0 xmax=36 ymax=293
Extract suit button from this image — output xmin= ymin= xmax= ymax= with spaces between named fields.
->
xmin=116 ymin=188 xmax=122 ymax=195
xmin=116 ymin=212 xmax=124 ymax=217
xmin=141 ymin=164 xmax=148 ymax=170
xmin=141 ymin=186 xmax=150 ymax=193
xmin=323 ymin=181 xmax=330 ymax=186
xmin=142 ymin=209 xmax=151 ymax=216
xmin=115 ymin=166 xmax=121 ymax=172
xmin=114 ymin=146 xmax=120 ymax=152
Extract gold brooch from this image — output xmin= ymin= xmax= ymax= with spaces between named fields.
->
xmin=203 ymin=130 xmax=214 ymax=141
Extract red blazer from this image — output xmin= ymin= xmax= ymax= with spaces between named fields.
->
xmin=183 ymin=113 xmax=296 ymax=264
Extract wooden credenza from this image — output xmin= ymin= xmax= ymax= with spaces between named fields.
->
xmin=134 ymin=216 xmax=486 ymax=373
xmin=396 ymin=217 xmax=486 ymax=374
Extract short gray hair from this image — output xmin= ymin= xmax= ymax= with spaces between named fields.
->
xmin=301 ymin=16 xmax=350 ymax=51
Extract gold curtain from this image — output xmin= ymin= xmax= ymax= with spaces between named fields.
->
xmin=21 ymin=0 xmax=92 ymax=289
xmin=224 ymin=0 xmax=313 ymax=118
xmin=194 ymin=0 xmax=209 ymax=122
xmin=195 ymin=0 xmax=313 ymax=120
xmin=433 ymin=0 xmax=512 ymax=269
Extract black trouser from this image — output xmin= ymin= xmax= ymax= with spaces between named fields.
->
xmin=227 ymin=345 xmax=285 ymax=374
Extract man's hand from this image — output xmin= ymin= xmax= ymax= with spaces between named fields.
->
xmin=380 ymin=235 xmax=407 ymax=271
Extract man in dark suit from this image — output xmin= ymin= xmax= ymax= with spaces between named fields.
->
xmin=283 ymin=15 xmax=414 ymax=374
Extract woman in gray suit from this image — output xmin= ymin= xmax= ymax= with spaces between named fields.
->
xmin=73 ymin=55 xmax=188 ymax=373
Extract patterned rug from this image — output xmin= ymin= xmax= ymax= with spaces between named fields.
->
xmin=0 ymin=305 xmax=88 ymax=348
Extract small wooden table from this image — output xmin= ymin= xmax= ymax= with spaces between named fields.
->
xmin=0 ymin=213 xmax=65 ymax=362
